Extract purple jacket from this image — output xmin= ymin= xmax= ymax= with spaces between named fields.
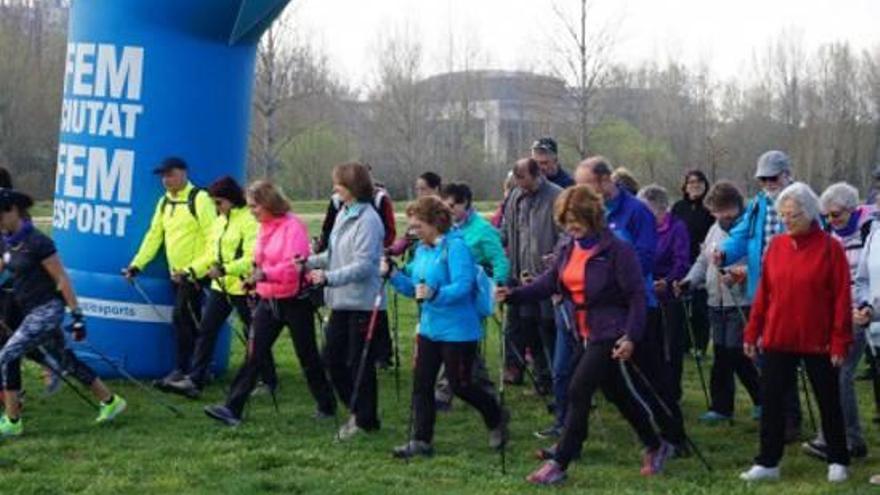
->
xmin=654 ymin=213 xmax=690 ymax=303
xmin=507 ymin=229 xmax=646 ymax=344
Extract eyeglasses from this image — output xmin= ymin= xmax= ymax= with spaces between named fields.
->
xmin=758 ymin=175 xmax=781 ymax=184
xmin=825 ymin=210 xmax=848 ymax=219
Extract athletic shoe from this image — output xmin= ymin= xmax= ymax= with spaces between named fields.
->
xmin=535 ymin=443 xmax=581 ymax=461
xmin=95 ymin=395 xmax=127 ymax=424
xmin=204 ymin=404 xmax=241 ymax=427
xmin=153 ymin=370 xmax=184 ymax=392
xmin=337 ymin=415 xmax=363 ymax=441
xmin=640 ymin=441 xmax=673 ymax=476
xmin=166 ymin=376 xmax=200 ymax=399
xmin=42 ymin=368 xmax=61 ymax=397
xmin=828 ymin=463 xmax=848 ymax=483
xmin=751 ymin=405 xmax=763 ymax=421
xmin=0 ymin=415 xmax=22 ymax=438
xmin=699 ymin=410 xmax=732 ymax=423
xmin=526 ymin=460 xmax=567 ymax=485
xmin=488 ymin=408 xmax=510 ymax=450
xmin=533 ymin=424 xmax=562 ymax=439
xmin=392 ymin=440 xmax=434 ymax=459
xmin=869 ymin=473 xmax=880 ymax=485
xmin=739 ymin=464 xmax=780 ymax=482
xmin=802 ymin=440 xmax=828 ymax=461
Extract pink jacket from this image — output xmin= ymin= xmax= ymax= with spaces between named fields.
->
xmin=254 ymin=213 xmax=310 ymax=299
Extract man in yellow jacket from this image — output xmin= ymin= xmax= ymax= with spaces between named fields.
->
xmin=123 ymin=157 xmax=216 ymax=388
xmin=164 ymin=176 xmax=278 ymax=398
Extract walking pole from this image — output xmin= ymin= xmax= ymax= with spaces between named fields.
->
xmin=679 ymin=296 xmax=711 ymax=410
xmin=124 ymin=275 xmax=168 ymax=323
xmin=346 ymin=278 xmax=388 ymax=440
xmin=77 ymin=340 xmax=183 ymax=417
xmin=623 ymin=360 xmax=713 ymax=472
xmin=215 ymin=274 xmax=248 ymax=346
xmin=402 ymin=279 xmax=426 ymax=459
xmin=35 ymin=344 xmax=99 ymax=411
xmin=497 ymin=304 xmax=507 ymax=475
xmin=493 ymin=313 xmax=554 ymax=412
xmin=392 ymin=291 xmax=401 ymax=403
xmin=799 ymin=364 xmax=818 ymax=433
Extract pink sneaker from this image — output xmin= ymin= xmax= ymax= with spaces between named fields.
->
xmin=641 ymin=441 xmax=673 ymax=476
xmin=526 ymin=460 xmax=567 ymax=485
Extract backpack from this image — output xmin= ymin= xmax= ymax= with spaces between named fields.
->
xmin=439 ymin=240 xmax=495 ymax=318
xmin=160 ymin=186 xmax=204 ymax=220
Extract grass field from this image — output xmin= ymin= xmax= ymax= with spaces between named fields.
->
xmin=12 ymin=205 xmax=880 ymax=494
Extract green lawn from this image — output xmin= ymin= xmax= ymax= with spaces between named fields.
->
xmin=15 ymin=206 xmax=880 ymax=494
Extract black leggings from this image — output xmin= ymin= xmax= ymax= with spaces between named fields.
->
xmin=413 ymin=335 xmax=502 ymax=443
xmin=323 ymin=310 xmax=380 ymax=430
xmin=189 ymin=290 xmax=276 ymax=388
xmin=225 ymin=297 xmax=334 ymax=417
xmin=555 ymin=340 xmax=661 ymax=469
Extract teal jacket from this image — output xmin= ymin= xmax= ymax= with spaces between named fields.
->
xmin=389 ymin=232 xmax=481 ymax=342
xmin=720 ymin=192 xmax=779 ymax=302
xmin=455 ymin=209 xmax=510 ymax=285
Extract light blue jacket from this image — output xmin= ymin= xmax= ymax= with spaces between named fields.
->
xmin=720 ymin=192 xmax=776 ymax=302
xmin=389 ymin=232 xmax=481 ymax=342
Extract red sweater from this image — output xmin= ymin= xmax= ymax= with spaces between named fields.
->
xmin=745 ymin=225 xmax=852 ymax=358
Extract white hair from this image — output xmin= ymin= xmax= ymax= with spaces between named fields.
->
xmin=637 ymin=184 xmax=669 ymax=211
xmin=819 ymin=182 xmax=860 ymax=212
xmin=777 ymin=182 xmax=821 ymax=221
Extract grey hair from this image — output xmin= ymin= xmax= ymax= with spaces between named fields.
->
xmin=819 ymin=182 xmax=860 ymax=212
xmin=776 ymin=182 xmax=821 ymax=221
xmin=637 ymin=184 xmax=669 ymax=212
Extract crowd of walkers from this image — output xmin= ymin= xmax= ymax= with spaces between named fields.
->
xmin=2 ymin=136 xmax=880 ymax=486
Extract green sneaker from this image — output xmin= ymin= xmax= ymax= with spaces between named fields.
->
xmin=95 ymin=395 xmax=127 ymax=424
xmin=0 ymin=415 xmax=23 ymax=438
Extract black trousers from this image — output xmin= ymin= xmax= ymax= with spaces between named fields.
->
xmin=189 ymin=290 xmax=277 ymax=388
xmin=323 ymin=310 xmax=380 ymax=430
xmin=413 ymin=335 xmax=502 ymax=443
xmin=632 ymin=307 xmax=686 ymax=445
xmin=658 ymin=300 xmax=686 ymax=403
xmin=504 ymin=302 xmax=555 ymax=389
xmin=756 ymin=351 xmax=849 ymax=467
xmin=225 ymin=297 xmax=335 ymax=417
xmin=555 ymin=340 xmax=661 ymax=469
xmin=172 ymin=279 xmax=205 ymax=374
xmin=708 ymin=307 xmax=761 ymax=415
xmin=683 ymin=289 xmax=710 ymax=354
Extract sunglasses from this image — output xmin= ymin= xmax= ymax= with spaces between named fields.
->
xmin=758 ymin=175 xmax=781 ymax=184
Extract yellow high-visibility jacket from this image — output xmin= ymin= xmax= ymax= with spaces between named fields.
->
xmin=130 ymin=182 xmax=216 ymax=274
xmin=189 ymin=206 xmax=257 ymax=295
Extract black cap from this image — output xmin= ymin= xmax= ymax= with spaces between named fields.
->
xmin=0 ymin=188 xmax=33 ymax=211
xmin=531 ymin=137 xmax=557 ymax=155
xmin=152 ymin=156 xmax=188 ymax=175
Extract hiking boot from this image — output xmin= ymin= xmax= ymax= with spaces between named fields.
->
xmin=204 ymin=404 xmax=241 ymax=427
xmin=802 ymin=440 xmax=828 ymax=460
xmin=828 ymin=463 xmax=848 ymax=483
xmin=0 ymin=415 xmax=22 ymax=438
xmin=166 ymin=376 xmax=200 ymax=399
xmin=739 ymin=464 xmax=780 ymax=482
xmin=95 ymin=395 xmax=127 ymax=424
xmin=526 ymin=460 xmax=567 ymax=485
xmin=392 ymin=440 xmax=434 ymax=459
xmin=699 ymin=410 xmax=732 ymax=424
xmin=640 ymin=441 xmax=673 ymax=476
xmin=533 ymin=424 xmax=562 ymax=440
xmin=488 ymin=408 xmax=510 ymax=450
xmin=337 ymin=415 xmax=364 ymax=441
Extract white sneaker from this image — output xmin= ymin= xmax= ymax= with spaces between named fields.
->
xmin=828 ymin=464 xmax=848 ymax=483
xmin=336 ymin=415 xmax=362 ymax=441
xmin=739 ymin=464 xmax=780 ymax=482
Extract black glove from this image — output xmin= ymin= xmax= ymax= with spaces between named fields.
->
xmin=122 ymin=266 xmax=140 ymax=279
xmin=67 ymin=308 xmax=87 ymax=342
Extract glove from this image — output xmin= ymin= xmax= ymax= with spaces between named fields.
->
xmin=67 ymin=308 xmax=87 ymax=342
xmin=122 ymin=266 xmax=140 ymax=279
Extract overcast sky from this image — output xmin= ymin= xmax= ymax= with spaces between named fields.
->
xmin=290 ymin=0 xmax=880 ymax=89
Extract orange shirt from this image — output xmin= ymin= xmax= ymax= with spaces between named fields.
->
xmin=561 ymin=244 xmax=596 ymax=339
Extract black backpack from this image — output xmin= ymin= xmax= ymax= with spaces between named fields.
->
xmin=160 ymin=187 xmax=204 ymax=220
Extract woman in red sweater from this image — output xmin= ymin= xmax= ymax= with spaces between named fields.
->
xmin=739 ymin=182 xmax=853 ymax=484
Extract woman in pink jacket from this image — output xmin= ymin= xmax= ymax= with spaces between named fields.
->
xmin=205 ymin=180 xmax=336 ymax=426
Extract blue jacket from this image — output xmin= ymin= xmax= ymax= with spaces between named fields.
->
xmin=390 ymin=232 xmax=482 ymax=342
xmin=720 ymin=192 xmax=776 ymax=302
xmin=605 ymin=189 xmax=658 ymax=308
